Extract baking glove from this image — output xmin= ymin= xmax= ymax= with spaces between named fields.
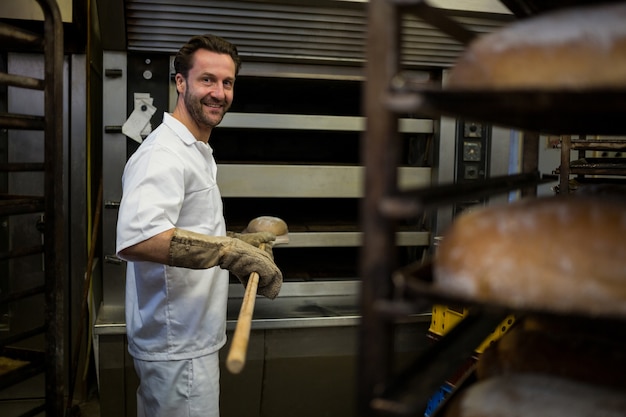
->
xmin=169 ymin=228 xmax=282 ymax=299
xmin=227 ymin=231 xmax=276 ymax=259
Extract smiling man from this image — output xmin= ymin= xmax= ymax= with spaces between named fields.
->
xmin=115 ymin=34 xmax=283 ymax=417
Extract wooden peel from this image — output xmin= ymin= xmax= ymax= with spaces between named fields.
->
xmin=226 ymin=246 xmax=263 ymax=374
xmin=226 ymin=216 xmax=288 ymax=374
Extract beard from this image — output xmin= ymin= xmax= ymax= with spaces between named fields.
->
xmin=183 ymin=87 xmax=229 ymax=129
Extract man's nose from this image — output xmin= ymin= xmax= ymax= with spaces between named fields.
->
xmin=210 ymin=83 xmax=226 ymax=100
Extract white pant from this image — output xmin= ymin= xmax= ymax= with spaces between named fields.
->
xmin=134 ymin=352 xmax=220 ymax=417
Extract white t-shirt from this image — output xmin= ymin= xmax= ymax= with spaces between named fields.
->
xmin=116 ymin=113 xmax=229 ymax=361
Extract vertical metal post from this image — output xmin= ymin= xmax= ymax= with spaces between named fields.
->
xmin=38 ymin=0 xmax=65 ymax=415
xmin=560 ymin=135 xmax=572 ymax=195
xmin=358 ymin=0 xmax=401 ymax=415
xmin=521 ymin=131 xmax=539 ymax=197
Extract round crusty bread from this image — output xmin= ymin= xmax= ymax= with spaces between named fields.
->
xmin=433 ymin=195 xmax=626 ymax=318
xmin=447 ymin=2 xmax=626 ymax=90
xmin=243 ymin=216 xmax=288 ymax=236
xmin=444 ymin=374 xmax=626 ymax=417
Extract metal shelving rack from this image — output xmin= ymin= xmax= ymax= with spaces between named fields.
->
xmin=358 ymin=1 xmax=626 ymax=416
xmin=355 ymin=0 xmax=563 ymax=416
xmin=558 ymin=135 xmax=626 ymax=194
xmin=0 ymin=0 xmax=65 ymax=415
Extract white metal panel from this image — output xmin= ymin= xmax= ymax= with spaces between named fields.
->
xmin=219 ymin=112 xmax=433 ymax=133
xmin=284 ymin=231 xmax=429 ymax=247
xmin=217 ymin=164 xmax=431 ymax=197
xmin=102 ymin=52 xmax=129 ymax=308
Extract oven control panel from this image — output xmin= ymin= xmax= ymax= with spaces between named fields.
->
xmin=455 ymin=120 xmax=491 ymax=215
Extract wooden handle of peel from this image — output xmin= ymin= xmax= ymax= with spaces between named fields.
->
xmin=226 ymin=244 xmax=264 ymax=374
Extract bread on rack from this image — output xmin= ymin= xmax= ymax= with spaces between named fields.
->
xmin=443 ymin=373 xmax=626 ymax=417
xmin=433 ymin=195 xmax=626 ymax=318
xmin=447 ymin=2 xmax=626 ymax=90
xmin=476 ymin=315 xmax=626 ymax=390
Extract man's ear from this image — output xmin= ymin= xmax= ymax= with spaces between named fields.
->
xmin=175 ymin=73 xmax=186 ymax=94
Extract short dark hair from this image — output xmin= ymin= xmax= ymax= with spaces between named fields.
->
xmin=174 ymin=34 xmax=242 ymax=79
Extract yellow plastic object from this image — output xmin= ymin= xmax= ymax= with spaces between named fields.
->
xmin=428 ymin=305 xmax=515 ymax=353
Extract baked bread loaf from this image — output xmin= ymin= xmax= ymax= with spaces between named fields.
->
xmin=447 ymin=2 xmax=626 ymax=90
xmin=433 ymin=195 xmax=626 ymax=318
xmin=443 ymin=374 xmax=626 ymax=417
xmin=476 ymin=316 xmax=626 ymax=389
xmin=243 ymin=216 xmax=289 ymax=243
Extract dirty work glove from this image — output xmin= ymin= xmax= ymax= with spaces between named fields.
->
xmin=227 ymin=231 xmax=276 ymax=259
xmin=169 ymin=228 xmax=282 ymax=299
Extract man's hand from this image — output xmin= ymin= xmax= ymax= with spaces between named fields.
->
xmin=227 ymin=231 xmax=276 ymax=258
xmin=169 ymin=229 xmax=282 ymax=299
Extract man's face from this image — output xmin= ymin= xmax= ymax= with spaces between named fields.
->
xmin=179 ymin=49 xmax=236 ymax=129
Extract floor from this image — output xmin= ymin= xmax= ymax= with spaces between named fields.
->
xmin=0 ymin=397 xmax=100 ymax=417
xmin=75 ymin=396 xmax=101 ymax=417
xmin=0 ymin=374 xmax=100 ymax=417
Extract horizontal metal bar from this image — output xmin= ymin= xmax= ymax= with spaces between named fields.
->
xmin=379 ymin=172 xmax=548 ymax=218
xmin=104 ymin=125 xmax=123 ymax=133
xmin=0 ymin=325 xmax=46 ymax=348
xmin=281 ymin=231 xmax=430 ymax=248
xmin=0 ymin=163 xmax=45 ymax=172
xmin=427 ymin=0 xmax=512 ymax=14
xmin=0 ymin=245 xmax=44 ymax=261
xmin=0 ymin=348 xmax=45 ymax=392
xmin=0 ymin=22 xmax=44 ymax=48
xmin=569 ymin=167 xmax=626 ymax=176
xmin=391 ymin=0 xmax=477 ymax=45
xmin=0 ymin=195 xmax=45 ymax=216
xmin=220 ymin=112 xmax=433 ymax=133
xmin=0 ymin=72 xmax=45 ymax=90
xmin=105 ymin=68 xmax=124 ymax=78
xmin=14 ymin=403 xmax=46 ymax=417
xmin=571 ymin=140 xmax=626 ymax=151
xmin=0 ymin=285 xmax=46 ymax=305
xmin=0 ymin=112 xmax=46 ymax=130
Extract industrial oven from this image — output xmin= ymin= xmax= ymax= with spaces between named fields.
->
xmin=95 ymin=77 xmax=513 ymax=417
xmin=95 ymin=50 xmax=435 ymax=417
